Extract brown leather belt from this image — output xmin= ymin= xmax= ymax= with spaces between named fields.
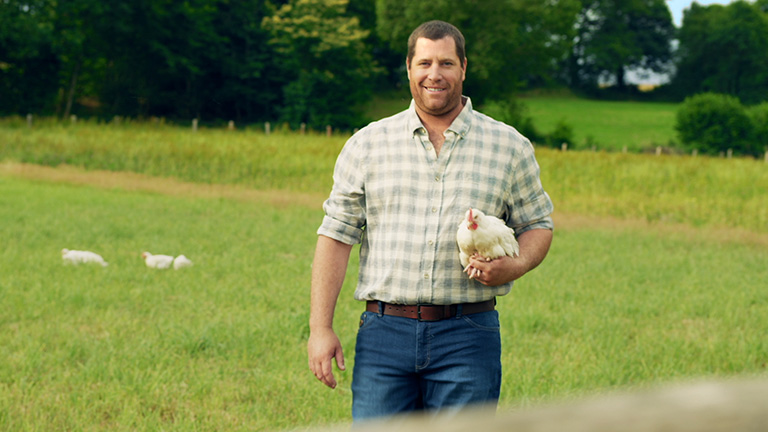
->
xmin=366 ymin=299 xmax=495 ymax=321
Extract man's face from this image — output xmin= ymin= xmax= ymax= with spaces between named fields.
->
xmin=407 ymin=36 xmax=466 ymax=119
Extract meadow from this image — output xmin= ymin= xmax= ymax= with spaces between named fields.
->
xmin=1 ymin=106 xmax=768 ymax=430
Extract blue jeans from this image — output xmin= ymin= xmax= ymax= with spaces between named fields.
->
xmin=351 ymin=307 xmax=502 ymax=422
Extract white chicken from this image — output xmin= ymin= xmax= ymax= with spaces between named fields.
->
xmin=141 ymin=251 xmax=174 ymax=269
xmin=456 ymin=208 xmax=519 ymax=278
xmin=172 ymin=254 xmax=193 ymax=270
xmin=61 ymin=248 xmax=109 ymax=267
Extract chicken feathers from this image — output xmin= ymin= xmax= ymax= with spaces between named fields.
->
xmin=456 ymin=208 xmax=519 ymax=276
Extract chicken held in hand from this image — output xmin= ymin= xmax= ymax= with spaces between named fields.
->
xmin=456 ymin=208 xmax=519 ymax=279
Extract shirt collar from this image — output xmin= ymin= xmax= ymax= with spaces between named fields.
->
xmin=407 ymin=96 xmax=473 ymax=138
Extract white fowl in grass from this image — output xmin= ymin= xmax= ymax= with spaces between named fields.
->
xmin=141 ymin=251 xmax=174 ymax=269
xmin=61 ymin=248 xmax=109 ymax=267
xmin=456 ymin=208 xmax=519 ymax=279
xmin=172 ymin=254 xmax=193 ymax=270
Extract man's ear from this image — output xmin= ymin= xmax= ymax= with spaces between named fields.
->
xmin=462 ymin=57 xmax=467 ymax=81
xmin=405 ymin=58 xmax=411 ymax=80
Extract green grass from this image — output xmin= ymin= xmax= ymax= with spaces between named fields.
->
xmin=521 ymin=95 xmax=679 ymax=151
xmin=1 ymin=174 xmax=767 ymax=431
xmin=0 ymin=176 xmax=356 ymax=430
xmin=537 ymin=148 xmax=768 ymax=232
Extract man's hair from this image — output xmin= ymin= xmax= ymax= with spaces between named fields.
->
xmin=407 ymin=20 xmax=465 ymax=67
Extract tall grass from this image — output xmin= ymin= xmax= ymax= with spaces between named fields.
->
xmin=2 ymin=118 xmax=766 ymax=233
xmin=0 ymin=117 xmax=342 ymax=194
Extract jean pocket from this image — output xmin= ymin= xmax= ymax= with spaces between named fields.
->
xmin=461 ymin=311 xmax=500 ymax=332
xmin=358 ymin=311 xmax=378 ymax=332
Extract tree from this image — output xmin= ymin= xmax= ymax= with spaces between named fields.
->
xmin=0 ymin=0 xmax=59 ymax=115
xmin=674 ymin=1 xmax=768 ymax=104
xmin=569 ymin=0 xmax=675 ymax=90
xmin=263 ymin=0 xmax=379 ymax=128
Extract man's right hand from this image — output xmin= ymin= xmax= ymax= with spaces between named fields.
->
xmin=308 ymin=328 xmax=346 ymax=389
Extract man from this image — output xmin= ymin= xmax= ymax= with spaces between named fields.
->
xmin=307 ymin=20 xmax=554 ymax=422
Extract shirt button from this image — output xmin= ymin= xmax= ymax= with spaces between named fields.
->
xmin=434 ymin=176 xmax=440 ymax=182
xmin=431 ymin=207 xmax=438 ymax=213
xmin=428 ymin=240 xmax=434 ymax=246
xmin=424 ymin=274 xmax=430 ymax=279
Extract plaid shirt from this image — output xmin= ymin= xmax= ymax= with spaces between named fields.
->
xmin=318 ymin=98 xmax=554 ymax=305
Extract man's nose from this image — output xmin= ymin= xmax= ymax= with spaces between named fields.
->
xmin=427 ymin=64 xmax=442 ymax=81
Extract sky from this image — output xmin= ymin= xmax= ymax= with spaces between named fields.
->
xmin=667 ymin=0 xmax=735 ymax=26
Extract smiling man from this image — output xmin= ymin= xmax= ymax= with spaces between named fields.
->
xmin=308 ymin=20 xmax=554 ymax=422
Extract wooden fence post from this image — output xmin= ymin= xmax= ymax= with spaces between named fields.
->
xmin=228 ymin=120 xmax=235 ymax=130
xmin=727 ymin=148 xmax=733 ymax=159
xmin=192 ymin=118 xmax=198 ymax=132
xmin=300 ymin=123 xmax=306 ymax=135
xmin=561 ymin=143 xmax=567 ymax=152
xmin=326 ymin=125 xmax=332 ymax=136
xmin=26 ymin=113 xmax=32 ymax=128
xmin=265 ymin=122 xmax=271 ymax=135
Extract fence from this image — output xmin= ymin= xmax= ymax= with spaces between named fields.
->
xmin=20 ymin=114 xmax=768 ymax=161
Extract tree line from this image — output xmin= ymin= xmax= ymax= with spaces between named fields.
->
xmin=1 ymin=0 xmax=767 ymax=130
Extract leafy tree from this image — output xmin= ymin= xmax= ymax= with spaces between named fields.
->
xmin=263 ymin=0 xmax=379 ymax=129
xmin=0 ymin=0 xmax=59 ymax=115
xmin=51 ymin=0 xmax=106 ymax=118
xmin=569 ymin=0 xmax=675 ymax=90
xmin=674 ymin=1 xmax=768 ymax=104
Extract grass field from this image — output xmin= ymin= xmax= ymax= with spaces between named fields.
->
xmin=521 ymin=95 xmax=679 ymax=152
xmin=1 ymin=100 xmax=768 ymax=430
xmin=1 ymin=165 xmax=767 ymax=431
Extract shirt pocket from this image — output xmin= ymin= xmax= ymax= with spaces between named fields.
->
xmin=455 ymin=170 xmax=508 ymax=217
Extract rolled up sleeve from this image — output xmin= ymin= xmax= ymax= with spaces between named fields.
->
xmin=317 ymin=136 xmax=367 ymax=245
xmin=508 ymin=142 xmax=554 ymax=235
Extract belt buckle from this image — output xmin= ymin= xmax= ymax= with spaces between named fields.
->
xmin=417 ymin=304 xmax=445 ymax=322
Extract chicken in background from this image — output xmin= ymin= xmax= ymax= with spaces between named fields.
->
xmin=142 ymin=251 xmax=193 ymax=270
xmin=141 ymin=252 xmax=174 ymax=269
xmin=456 ymin=208 xmax=519 ymax=279
xmin=61 ymin=248 xmax=109 ymax=267
xmin=172 ymin=254 xmax=193 ymax=270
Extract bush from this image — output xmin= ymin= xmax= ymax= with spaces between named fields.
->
xmin=675 ymin=93 xmax=757 ymax=156
xmin=747 ymin=102 xmax=768 ymax=155
xmin=546 ymin=119 xmax=575 ymax=149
